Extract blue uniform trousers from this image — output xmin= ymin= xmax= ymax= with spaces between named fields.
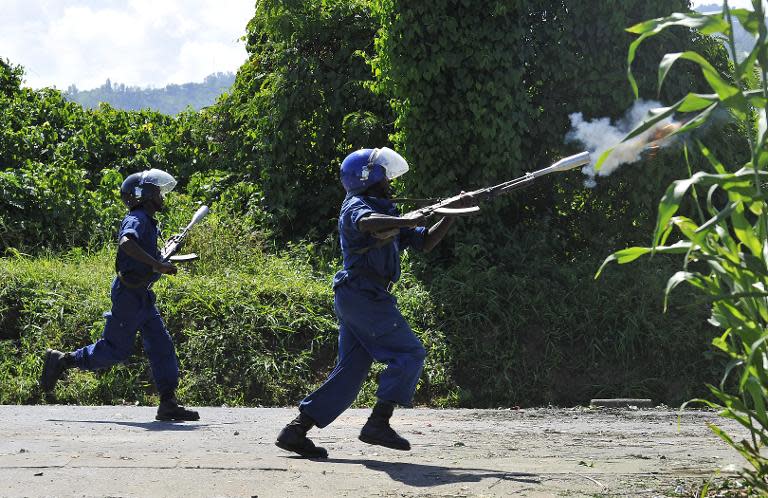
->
xmin=299 ymin=281 xmax=426 ymax=428
xmin=73 ymin=278 xmax=179 ymax=395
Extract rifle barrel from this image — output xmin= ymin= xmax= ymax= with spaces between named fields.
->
xmin=413 ymin=152 xmax=589 ymax=217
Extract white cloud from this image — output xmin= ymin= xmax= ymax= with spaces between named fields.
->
xmin=1 ymin=1 xmax=252 ymax=90
xmin=9 ymin=1 xmax=759 ymax=91
xmin=171 ymin=40 xmax=246 ymax=83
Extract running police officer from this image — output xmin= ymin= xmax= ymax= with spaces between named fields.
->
xmin=40 ymin=168 xmax=199 ymax=421
xmin=276 ymin=147 xmax=463 ymax=457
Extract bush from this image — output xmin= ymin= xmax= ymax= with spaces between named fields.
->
xmin=0 ymin=215 xmax=459 ymax=406
xmin=0 ymin=162 xmax=123 ymax=251
xmin=415 ymin=224 xmax=721 ymax=407
xmin=0 ymin=211 xmax=725 ymax=408
xmin=218 ymin=0 xmax=391 ymax=240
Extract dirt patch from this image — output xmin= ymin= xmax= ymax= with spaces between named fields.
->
xmin=0 ymin=405 xmax=747 ymax=497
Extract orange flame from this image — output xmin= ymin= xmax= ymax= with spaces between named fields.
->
xmin=645 ymin=122 xmax=682 ymax=158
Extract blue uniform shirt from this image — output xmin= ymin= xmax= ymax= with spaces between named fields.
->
xmin=333 ymin=194 xmax=426 ymax=289
xmin=116 ymin=207 xmax=160 ymax=279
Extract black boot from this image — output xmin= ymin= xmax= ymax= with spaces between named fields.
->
xmin=40 ymin=349 xmax=75 ymax=392
xmin=156 ymin=393 xmax=200 ymax=421
xmin=359 ymin=400 xmax=410 ymax=451
xmin=275 ymin=412 xmax=328 ymax=458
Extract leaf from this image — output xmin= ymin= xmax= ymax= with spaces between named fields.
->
xmin=664 ymin=271 xmax=707 ymax=310
xmin=593 ymin=147 xmax=616 ymax=172
xmin=595 ymin=241 xmax=692 ymax=279
xmin=732 ymin=202 xmax=763 ymax=256
xmin=658 ymin=219 xmax=675 ymax=246
xmin=627 ymin=12 xmax=730 ymax=97
xmin=712 ymin=332 xmax=741 ymax=352
xmin=627 ymin=12 xmax=730 ymax=36
xmin=745 ymin=88 xmax=768 ymax=109
xmin=695 ymin=200 xmax=739 ymax=234
xmin=658 ymin=52 xmax=738 ymax=102
xmin=678 ymin=93 xmax=719 ymax=113
xmin=730 ymin=8 xmax=762 ymax=36
xmin=708 ymin=422 xmax=740 ymax=450
xmin=698 ymin=141 xmax=727 ymax=174
xmin=623 ymin=104 xmax=680 ymax=142
xmin=676 ymin=103 xmax=719 ymax=134
xmin=706 ymin=184 xmax=721 ymax=217
xmin=670 ymin=216 xmax=701 ymax=240
xmin=735 ymin=38 xmax=761 ymax=85
xmin=653 ymin=178 xmax=697 ymax=246
xmin=745 ymin=378 xmax=768 ymax=428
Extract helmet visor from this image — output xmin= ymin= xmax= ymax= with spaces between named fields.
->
xmin=142 ymin=169 xmax=178 ymax=196
xmin=370 ymin=147 xmax=409 ymax=180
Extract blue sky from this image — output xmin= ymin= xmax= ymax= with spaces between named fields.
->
xmin=1 ymin=1 xmax=253 ymax=90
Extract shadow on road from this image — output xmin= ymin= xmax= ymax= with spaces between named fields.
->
xmin=323 ymin=458 xmax=540 ymax=487
xmin=47 ymin=419 xmax=205 ymax=431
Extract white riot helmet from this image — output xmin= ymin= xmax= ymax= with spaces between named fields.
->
xmin=340 ymin=147 xmax=410 ymax=194
xmin=120 ymin=168 xmax=178 ymax=209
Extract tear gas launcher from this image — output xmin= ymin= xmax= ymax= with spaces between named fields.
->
xmin=118 ymin=205 xmax=210 ymax=289
xmin=401 ymin=151 xmax=591 ymax=218
xmin=160 ymin=205 xmax=210 ymax=263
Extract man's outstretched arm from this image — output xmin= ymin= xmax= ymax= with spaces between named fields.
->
xmin=357 ymin=212 xmax=424 ymax=233
xmin=422 ymin=216 xmax=456 ymax=253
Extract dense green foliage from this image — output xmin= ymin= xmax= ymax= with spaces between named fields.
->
xmin=0 ymin=1 xmax=752 ymax=410
xmin=0 ymin=59 xmax=231 ymax=251
xmin=367 ymin=0 xmax=745 ymax=406
xmin=65 ymin=73 xmax=236 ymax=115
xmin=218 ymin=0 xmax=392 ymax=237
xmin=599 ymin=1 xmax=768 ymax=490
xmin=371 ymin=0 xmax=531 ymax=199
xmin=0 ymin=214 xmax=454 ymax=407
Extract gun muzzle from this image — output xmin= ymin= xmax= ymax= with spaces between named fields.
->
xmin=188 ymin=205 xmax=210 ymax=229
xmin=533 ymin=152 xmax=591 ymax=178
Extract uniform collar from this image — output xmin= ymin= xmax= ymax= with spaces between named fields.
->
xmin=129 ymin=206 xmax=158 ymax=224
xmin=355 ymin=194 xmax=394 ymax=210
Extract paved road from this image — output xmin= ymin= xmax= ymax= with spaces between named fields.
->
xmin=0 ymin=405 xmax=745 ymax=497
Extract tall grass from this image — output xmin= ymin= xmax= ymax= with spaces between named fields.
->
xmin=1 ymin=206 xmax=722 ymax=408
xmin=0 ymin=211 xmax=456 ymax=407
xmin=419 ymin=225 xmax=719 ymax=407
xmin=0 ymin=187 xmax=733 ymax=410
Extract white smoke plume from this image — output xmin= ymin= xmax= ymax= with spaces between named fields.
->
xmin=567 ymin=100 xmax=674 ymax=188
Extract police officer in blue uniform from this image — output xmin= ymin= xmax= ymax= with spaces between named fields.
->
xmin=276 ymin=147 xmax=463 ymax=458
xmin=40 ymin=169 xmax=199 ymax=422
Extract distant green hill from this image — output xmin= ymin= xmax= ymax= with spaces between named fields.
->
xmin=65 ymin=72 xmax=235 ymax=115
xmin=695 ymin=3 xmax=756 ymax=57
